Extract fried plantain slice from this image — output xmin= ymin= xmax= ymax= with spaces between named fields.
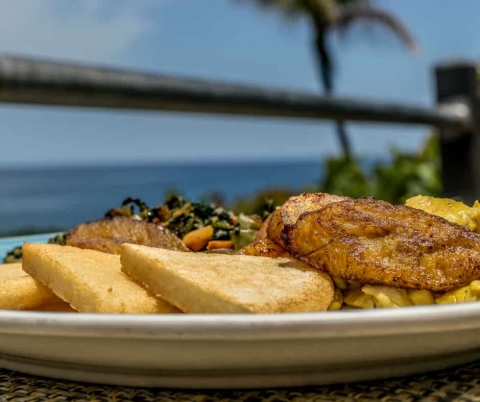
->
xmin=267 ymin=193 xmax=350 ymax=248
xmin=282 ymin=197 xmax=480 ymax=291
xmin=253 ymin=213 xmax=273 ymax=242
xmin=266 ymin=208 xmax=285 ymax=247
xmin=66 ymin=216 xmax=189 ymax=254
xmin=236 ymin=238 xmax=288 ymax=258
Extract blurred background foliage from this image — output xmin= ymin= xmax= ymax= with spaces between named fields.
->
xmin=321 ymin=133 xmax=441 ymax=203
xmin=231 ymin=133 xmax=441 ymax=215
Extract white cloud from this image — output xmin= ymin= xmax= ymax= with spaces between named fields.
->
xmin=0 ymin=0 xmax=157 ymax=64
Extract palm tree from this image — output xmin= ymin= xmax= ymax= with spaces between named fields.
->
xmin=236 ymin=0 xmax=419 ymax=158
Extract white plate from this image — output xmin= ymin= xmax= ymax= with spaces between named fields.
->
xmin=1 ymin=234 xmax=480 ymax=389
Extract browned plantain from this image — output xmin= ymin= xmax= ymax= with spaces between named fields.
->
xmin=267 ymin=208 xmax=285 ymax=247
xmin=236 ymin=238 xmax=288 ymax=258
xmin=282 ymin=197 xmax=480 ymax=291
xmin=67 ymin=216 xmax=189 ymax=254
xmin=267 ymin=193 xmax=350 ymax=248
xmin=253 ymin=213 xmax=273 ymax=242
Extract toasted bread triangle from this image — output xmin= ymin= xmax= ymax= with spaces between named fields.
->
xmin=22 ymin=243 xmax=180 ymax=314
xmin=121 ymin=244 xmax=334 ymax=314
xmin=0 ymin=263 xmax=60 ymax=310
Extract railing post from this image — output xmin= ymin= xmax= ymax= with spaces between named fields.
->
xmin=435 ymin=61 xmax=478 ymax=203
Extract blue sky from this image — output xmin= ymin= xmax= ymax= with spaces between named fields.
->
xmin=0 ymin=0 xmax=478 ymax=167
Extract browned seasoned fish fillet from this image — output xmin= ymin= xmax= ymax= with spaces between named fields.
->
xmin=236 ymin=238 xmax=288 ymax=258
xmin=267 ymin=192 xmax=350 ymax=248
xmin=282 ymin=196 xmax=480 ymax=291
xmin=67 ymin=216 xmax=189 ymax=254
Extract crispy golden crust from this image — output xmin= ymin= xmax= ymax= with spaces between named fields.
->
xmin=0 ymin=263 xmax=60 ymax=310
xmin=236 ymin=238 xmax=288 ymax=258
xmin=66 ymin=216 xmax=189 ymax=254
xmin=267 ymin=193 xmax=349 ymax=248
xmin=282 ymin=197 xmax=480 ymax=291
xmin=281 ymin=193 xmax=350 ymax=226
xmin=22 ymin=243 xmax=180 ymax=314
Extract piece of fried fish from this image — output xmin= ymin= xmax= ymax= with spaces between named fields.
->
xmin=282 ymin=196 xmax=480 ymax=291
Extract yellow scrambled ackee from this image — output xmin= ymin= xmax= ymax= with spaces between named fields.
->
xmin=330 ymin=195 xmax=480 ymax=309
xmin=405 ymin=195 xmax=480 ymax=232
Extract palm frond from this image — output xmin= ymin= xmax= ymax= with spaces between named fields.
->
xmin=234 ymin=0 xmax=306 ymax=19
xmin=234 ymin=0 xmax=338 ymax=23
xmin=332 ymin=6 xmax=420 ymax=53
xmin=336 ymin=0 xmax=370 ymax=8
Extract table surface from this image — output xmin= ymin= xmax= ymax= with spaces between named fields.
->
xmin=2 ymin=361 xmax=480 ymax=402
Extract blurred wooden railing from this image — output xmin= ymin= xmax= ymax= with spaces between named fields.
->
xmin=0 ymin=56 xmax=474 ymax=201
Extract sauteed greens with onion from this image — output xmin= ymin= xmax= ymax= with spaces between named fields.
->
xmin=3 ymin=195 xmax=269 ymax=263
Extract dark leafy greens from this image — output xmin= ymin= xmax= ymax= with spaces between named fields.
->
xmin=2 ymin=194 xmax=273 ymax=263
xmin=105 ymin=195 xmax=262 ymax=249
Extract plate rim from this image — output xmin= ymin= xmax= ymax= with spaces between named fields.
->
xmin=1 ymin=302 xmax=480 ymax=341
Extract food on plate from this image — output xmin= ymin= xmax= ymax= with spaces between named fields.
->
xmin=266 ymin=193 xmax=349 ymax=249
xmin=181 ymin=225 xmax=214 ymax=251
xmin=435 ymin=280 xmax=480 ymax=304
xmin=120 ymin=243 xmax=334 ymax=313
xmin=249 ymin=192 xmax=480 ymax=309
xmin=22 ymin=243 xmax=181 ymax=314
xmin=3 ymin=195 xmax=267 ymax=264
xmin=30 ymin=300 xmax=77 ymax=312
xmin=236 ymin=238 xmax=287 ymax=258
xmin=253 ymin=213 xmax=271 ymax=242
xmin=282 ymin=196 xmax=480 ymax=291
xmin=0 ymin=263 xmax=61 ymax=310
xmin=106 ymin=195 xmax=262 ymax=252
xmin=7 ymin=189 xmax=480 ymax=314
xmin=66 ymin=216 xmax=189 ymax=254
xmin=405 ymin=195 xmax=480 ymax=232
xmin=206 ymin=240 xmax=235 ymax=251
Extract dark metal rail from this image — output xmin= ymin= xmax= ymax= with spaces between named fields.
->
xmin=0 ymin=56 xmax=469 ymax=129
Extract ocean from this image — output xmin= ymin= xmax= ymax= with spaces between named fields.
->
xmin=0 ymin=160 xmax=332 ymax=235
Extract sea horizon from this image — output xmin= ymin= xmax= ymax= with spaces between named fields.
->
xmin=0 ymin=157 xmax=386 ymax=236
xmin=0 ymin=153 xmax=390 ymax=172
